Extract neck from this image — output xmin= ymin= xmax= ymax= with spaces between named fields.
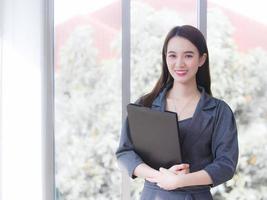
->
xmin=168 ymin=80 xmax=199 ymax=99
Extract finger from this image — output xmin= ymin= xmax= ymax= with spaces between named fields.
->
xmin=169 ymin=165 xmax=178 ymax=171
xmin=159 ymin=167 xmax=173 ymax=175
xmin=169 ymin=164 xmax=189 ymax=171
xmin=157 ymin=183 xmax=170 ymax=190
xmin=159 ymin=167 xmax=167 ymax=172
xmin=171 ymin=163 xmax=189 ymax=170
xmin=183 ymin=163 xmax=190 ymax=169
xmin=177 ymin=164 xmax=190 ymax=169
xmin=179 ymin=169 xmax=189 ymax=174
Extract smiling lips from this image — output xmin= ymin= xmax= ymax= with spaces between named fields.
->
xmin=174 ymin=69 xmax=188 ymax=76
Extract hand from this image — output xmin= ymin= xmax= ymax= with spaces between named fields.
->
xmin=169 ymin=164 xmax=190 ymax=175
xmin=146 ymin=167 xmax=184 ymax=190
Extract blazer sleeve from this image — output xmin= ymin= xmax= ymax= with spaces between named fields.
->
xmin=204 ymin=100 xmax=239 ymax=187
xmin=116 ymin=118 xmax=144 ymax=179
xmin=115 ymin=99 xmax=144 ymax=179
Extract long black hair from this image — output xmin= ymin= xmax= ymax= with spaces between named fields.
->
xmin=140 ymin=25 xmax=211 ymax=107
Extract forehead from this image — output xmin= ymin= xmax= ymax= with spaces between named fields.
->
xmin=167 ymin=36 xmax=198 ymax=53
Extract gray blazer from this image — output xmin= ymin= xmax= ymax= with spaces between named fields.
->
xmin=116 ymin=84 xmax=239 ymax=199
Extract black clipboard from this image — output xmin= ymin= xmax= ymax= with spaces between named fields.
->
xmin=127 ymin=103 xmax=182 ymax=170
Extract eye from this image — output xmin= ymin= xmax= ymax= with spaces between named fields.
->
xmin=168 ymin=54 xmax=176 ymax=58
xmin=185 ymin=54 xmax=193 ymax=58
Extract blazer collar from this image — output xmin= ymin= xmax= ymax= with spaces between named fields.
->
xmin=151 ymin=83 xmax=217 ymax=111
xmin=151 ymin=83 xmax=218 ymax=156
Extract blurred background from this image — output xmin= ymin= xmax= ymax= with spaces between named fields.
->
xmin=54 ymin=0 xmax=267 ymax=199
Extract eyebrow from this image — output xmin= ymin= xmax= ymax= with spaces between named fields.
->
xmin=167 ymin=50 xmax=195 ymax=54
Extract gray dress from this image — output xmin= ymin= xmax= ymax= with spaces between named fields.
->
xmin=116 ymin=83 xmax=239 ymax=200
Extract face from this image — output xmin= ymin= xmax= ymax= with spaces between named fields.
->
xmin=166 ymin=36 xmax=206 ymax=84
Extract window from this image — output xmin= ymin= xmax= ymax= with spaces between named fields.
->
xmin=207 ymin=0 xmax=267 ymax=198
xmin=54 ymin=1 xmax=122 ymax=199
xmin=52 ymin=0 xmax=267 ymax=199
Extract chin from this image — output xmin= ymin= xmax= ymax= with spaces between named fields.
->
xmin=173 ymin=77 xmax=195 ymax=85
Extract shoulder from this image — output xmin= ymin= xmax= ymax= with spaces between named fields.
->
xmin=134 ymin=93 xmax=161 ymax=107
xmin=201 ymin=92 xmax=231 ymax=112
xmin=213 ymin=97 xmax=234 ymax=114
xmin=209 ymin=96 xmax=236 ymax=123
xmin=202 ymin=91 xmax=235 ymax=118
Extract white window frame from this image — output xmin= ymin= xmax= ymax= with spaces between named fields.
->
xmin=43 ymin=0 xmax=55 ymax=200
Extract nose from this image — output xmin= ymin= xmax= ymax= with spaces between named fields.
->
xmin=175 ymin=57 xmax=185 ymax=68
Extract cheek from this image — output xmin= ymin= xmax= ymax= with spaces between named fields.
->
xmin=187 ymin=59 xmax=200 ymax=68
xmin=167 ymin=63 xmax=175 ymax=73
xmin=166 ymin=61 xmax=171 ymax=69
xmin=166 ymin=59 xmax=175 ymax=67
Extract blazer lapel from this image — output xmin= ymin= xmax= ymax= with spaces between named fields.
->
xmin=151 ymin=83 xmax=172 ymax=111
xmin=182 ymin=89 xmax=217 ymax=156
xmin=150 ymin=85 xmax=217 ymax=158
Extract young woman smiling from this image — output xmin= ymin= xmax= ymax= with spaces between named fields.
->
xmin=116 ymin=25 xmax=238 ymax=200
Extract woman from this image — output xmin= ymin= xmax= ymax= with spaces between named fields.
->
xmin=116 ymin=25 xmax=238 ymax=200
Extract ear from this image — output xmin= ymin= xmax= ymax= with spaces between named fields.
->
xmin=198 ymin=53 xmax=207 ymax=67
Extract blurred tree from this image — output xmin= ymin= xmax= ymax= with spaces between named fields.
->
xmin=55 ymin=26 xmax=121 ymax=200
xmin=208 ymin=8 xmax=267 ymax=125
xmin=208 ymin=8 xmax=267 ymax=199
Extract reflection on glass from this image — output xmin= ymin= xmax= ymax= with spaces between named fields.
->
xmin=54 ymin=1 xmax=122 ymax=199
xmin=207 ymin=1 xmax=267 ymax=199
xmin=130 ymin=0 xmax=197 ymax=198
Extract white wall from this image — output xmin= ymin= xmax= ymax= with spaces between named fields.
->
xmin=0 ymin=0 xmax=44 ymax=199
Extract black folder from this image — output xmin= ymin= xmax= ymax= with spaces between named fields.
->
xmin=127 ymin=103 xmax=182 ymax=170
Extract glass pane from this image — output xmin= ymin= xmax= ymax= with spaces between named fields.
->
xmin=54 ymin=1 xmax=122 ymax=199
xmin=130 ymin=0 xmax=197 ymax=198
xmin=131 ymin=0 xmax=197 ymax=102
xmin=207 ymin=0 xmax=267 ymax=199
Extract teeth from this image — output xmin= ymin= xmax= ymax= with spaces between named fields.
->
xmin=175 ymin=70 xmax=187 ymax=72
